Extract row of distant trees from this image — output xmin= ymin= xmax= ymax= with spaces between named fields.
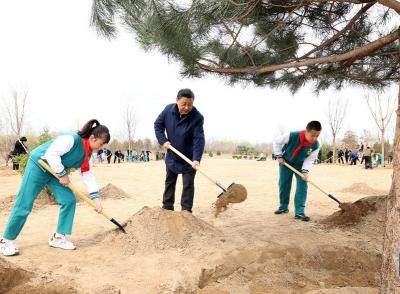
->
xmin=205 ymin=130 xmax=393 ymax=158
xmin=0 ymin=87 xmax=394 ymax=161
xmin=0 ymin=86 xmax=153 ymax=159
xmin=326 ymin=93 xmax=396 ymax=166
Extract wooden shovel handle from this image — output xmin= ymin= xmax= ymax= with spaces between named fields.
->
xmin=282 ymin=161 xmax=330 ymax=197
xmin=38 ymin=160 xmax=113 ymax=220
xmin=167 ymin=145 xmax=225 ymax=190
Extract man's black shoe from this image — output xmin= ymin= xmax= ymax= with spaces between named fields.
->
xmin=295 ymin=214 xmax=310 ymax=221
xmin=274 ymin=209 xmax=289 ymax=214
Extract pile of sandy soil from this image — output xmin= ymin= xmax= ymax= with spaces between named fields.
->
xmin=103 ymin=206 xmax=223 ymax=254
xmin=214 ymin=183 xmax=247 ymax=217
xmin=340 ymin=183 xmax=386 ymax=195
xmin=99 ymin=183 xmax=131 ymax=200
xmin=321 ymin=196 xmax=386 ymax=226
xmin=0 ymin=258 xmax=77 ymax=293
xmin=306 ymin=288 xmax=378 ymax=294
xmin=0 ymin=195 xmax=16 ymax=212
xmin=0 ymin=190 xmax=57 ymax=213
xmin=198 ymin=243 xmax=381 ymax=293
xmin=0 ymin=183 xmax=130 ymax=213
xmin=320 ymin=196 xmax=387 ymax=240
xmin=35 ymin=188 xmax=58 ymax=206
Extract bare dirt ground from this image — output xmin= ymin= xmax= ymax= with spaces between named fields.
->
xmin=0 ymin=159 xmax=392 ymax=293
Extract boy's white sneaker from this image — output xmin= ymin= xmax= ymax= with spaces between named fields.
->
xmin=48 ymin=233 xmax=76 ymax=250
xmin=0 ymin=238 xmax=19 ymax=256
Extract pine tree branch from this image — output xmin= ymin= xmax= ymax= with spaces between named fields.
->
xmin=377 ymin=0 xmax=400 ymax=14
xmin=298 ymin=2 xmax=375 ymax=60
xmin=311 ymin=0 xmax=400 ymax=14
xmin=235 ymin=0 xmax=259 ymax=20
xmin=253 ymin=2 xmax=304 ymax=48
xmin=197 ymin=28 xmax=400 ymax=74
xmin=222 ymin=21 xmax=257 ymax=66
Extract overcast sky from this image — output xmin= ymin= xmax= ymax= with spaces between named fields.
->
xmin=0 ymin=1 xmax=397 ymax=144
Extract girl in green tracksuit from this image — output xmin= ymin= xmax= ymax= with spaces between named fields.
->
xmin=273 ymin=121 xmax=321 ymax=222
xmin=0 ymin=119 xmax=110 ymax=256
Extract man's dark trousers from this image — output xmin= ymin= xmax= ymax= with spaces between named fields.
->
xmin=162 ymin=168 xmax=196 ymax=212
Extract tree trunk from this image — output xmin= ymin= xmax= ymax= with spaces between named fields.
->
xmin=380 ymin=79 xmax=400 ymax=293
xmin=382 ymin=128 xmax=386 ymax=167
xmin=128 ymin=137 xmax=132 ymax=154
xmin=333 ymin=135 xmax=336 ymax=163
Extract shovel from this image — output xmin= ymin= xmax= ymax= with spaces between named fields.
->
xmin=167 ymin=145 xmax=247 ymax=214
xmin=282 ymin=161 xmax=349 ymax=210
xmin=38 ymin=160 xmax=126 ymax=233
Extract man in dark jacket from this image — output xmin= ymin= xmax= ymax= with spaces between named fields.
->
xmin=11 ymin=137 xmax=28 ymax=170
xmin=363 ymin=146 xmax=372 ymax=169
xmin=344 ymin=148 xmax=350 ymax=164
xmin=103 ymin=148 xmax=112 ymax=164
xmin=337 ymin=149 xmax=344 ymax=164
xmin=154 ymin=88 xmax=205 ymax=213
xmin=327 ymin=150 xmax=333 ymax=164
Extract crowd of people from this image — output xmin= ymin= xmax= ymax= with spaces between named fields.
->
xmin=317 ymin=144 xmax=392 ymax=169
xmin=96 ymin=148 xmax=159 ymax=164
xmin=272 ymin=143 xmax=392 ymax=169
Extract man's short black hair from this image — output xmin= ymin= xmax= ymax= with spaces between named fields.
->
xmin=177 ymin=88 xmax=195 ymax=99
xmin=19 ymin=136 xmax=27 ymax=142
xmin=306 ymin=121 xmax=322 ymax=132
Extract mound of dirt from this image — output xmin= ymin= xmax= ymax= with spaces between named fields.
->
xmin=35 ymin=189 xmax=58 ymax=206
xmin=0 ymin=190 xmax=57 ymax=212
xmin=214 ymin=184 xmax=247 ymax=217
xmin=0 ymin=257 xmax=33 ymax=293
xmin=0 ymin=183 xmax=130 ymax=213
xmin=0 ymin=195 xmax=16 ymax=212
xmin=0 ymin=258 xmax=77 ymax=293
xmin=321 ymin=196 xmax=387 ymax=228
xmin=340 ymin=183 xmax=385 ymax=195
xmin=103 ymin=206 xmax=223 ymax=253
xmin=198 ymin=244 xmax=380 ymax=293
xmin=99 ymin=183 xmax=131 ymax=199
xmin=306 ymin=287 xmax=378 ymax=294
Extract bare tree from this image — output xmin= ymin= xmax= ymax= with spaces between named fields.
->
xmin=2 ymin=87 xmax=28 ymax=138
xmin=387 ymin=111 xmax=397 ymax=147
xmin=366 ymin=91 xmax=396 ymax=167
xmin=326 ymin=97 xmax=348 ymax=163
xmin=124 ymin=104 xmax=137 ymax=152
xmin=360 ymin=129 xmax=378 ymax=148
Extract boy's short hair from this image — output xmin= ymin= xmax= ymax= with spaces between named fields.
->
xmin=177 ymin=88 xmax=195 ymax=99
xmin=306 ymin=121 xmax=322 ymax=132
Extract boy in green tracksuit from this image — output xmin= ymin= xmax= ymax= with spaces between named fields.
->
xmin=273 ymin=121 xmax=321 ymax=221
xmin=0 ymin=119 xmax=110 ymax=256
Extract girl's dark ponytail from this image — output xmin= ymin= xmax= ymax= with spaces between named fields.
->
xmin=78 ymin=119 xmax=110 ymax=143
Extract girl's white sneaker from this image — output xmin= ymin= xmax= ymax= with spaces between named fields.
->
xmin=0 ymin=238 xmax=19 ymax=256
xmin=48 ymin=233 xmax=76 ymax=250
